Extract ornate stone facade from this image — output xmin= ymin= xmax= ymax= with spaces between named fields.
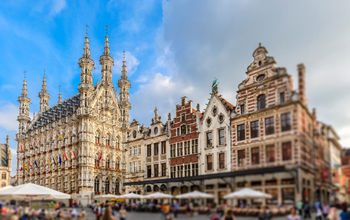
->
xmin=0 ymin=135 xmax=12 ymax=188
xmin=16 ymin=33 xmax=130 ymax=205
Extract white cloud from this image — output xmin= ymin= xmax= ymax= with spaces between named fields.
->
xmin=113 ymin=51 xmax=140 ymax=76
xmin=130 ymin=72 xmax=195 ymax=125
xmin=0 ymin=103 xmax=18 ymax=131
xmin=49 ymin=0 xmax=66 ymax=17
xmin=149 ymin=0 xmax=350 ymax=147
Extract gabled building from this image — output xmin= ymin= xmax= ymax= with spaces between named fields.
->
xmin=198 ymin=87 xmax=235 ymax=203
xmin=230 ymin=44 xmax=330 ymax=205
xmin=124 ymin=108 xmax=171 ymax=194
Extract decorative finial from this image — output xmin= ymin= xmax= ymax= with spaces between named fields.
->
xmin=43 ymin=69 xmax=46 ymax=77
xmin=85 ymin=24 xmax=89 ymax=36
xmin=123 ymin=50 xmax=126 ymax=61
xmin=24 ymin=70 xmax=26 ymax=80
xmin=259 ymin=42 xmax=262 ymax=47
xmin=58 ymin=85 xmax=62 ymax=104
xmin=106 ymin=25 xmax=109 ymax=36
xmin=59 ymin=85 xmax=61 ymax=93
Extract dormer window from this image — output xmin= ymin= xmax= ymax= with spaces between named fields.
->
xmin=256 ymin=74 xmax=265 ymax=82
xmin=133 ymin=130 xmax=137 ymax=138
xmin=154 ymin=127 xmax=158 ymax=135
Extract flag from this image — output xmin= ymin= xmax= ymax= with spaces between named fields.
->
xmin=98 ymin=152 xmax=103 ymax=162
xmin=64 ymin=152 xmax=68 ymax=160
xmin=59 ymin=155 xmax=62 ymax=165
xmin=20 ymin=167 xmax=23 ymax=171
xmin=58 ymin=130 xmax=62 ymax=140
xmin=73 ymin=151 xmax=77 ymax=159
xmin=20 ymin=145 xmax=24 ymax=153
xmin=28 ymin=161 xmax=33 ymax=169
xmin=34 ymin=160 xmax=38 ymax=168
xmin=24 ymin=163 xmax=28 ymax=170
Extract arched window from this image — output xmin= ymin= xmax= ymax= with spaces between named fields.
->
xmin=106 ymin=134 xmax=111 ymax=146
xmin=116 ymin=137 xmax=120 ymax=148
xmin=115 ymin=158 xmax=120 ymax=170
xmin=95 ymin=131 xmax=100 ymax=144
xmin=257 ymin=94 xmax=266 ymax=110
xmin=105 ymin=178 xmax=110 ymax=194
xmin=115 ymin=180 xmax=120 ymax=194
xmin=94 ymin=177 xmax=100 ymax=193
xmin=106 ymin=155 xmax=110 ymax=168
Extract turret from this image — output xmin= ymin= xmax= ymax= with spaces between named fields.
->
xmin=17 ymin=72 xmax=31 ymax=135
xmin=100 ymin=26 xmax=114 ymax=85
xmin=38 ymin=72 xmax=50 ymax=113
xmin=79 ymin=26 xmax=95 ymax=110
xmin=118 ymin=51 xmax=131 ymax=127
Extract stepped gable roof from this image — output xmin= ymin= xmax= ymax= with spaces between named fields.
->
xmin=218 ymin=95 xmax=235 ymax=111
xmin=29 ymin=94 xmax=80 ymax=131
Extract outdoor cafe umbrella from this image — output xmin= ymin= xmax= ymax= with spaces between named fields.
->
xmin=0 ymin=183 xmax=70 ymax=200
xmin=94 ymin=194 xmax=122 ymax=200
xmin=176 ymin=190 xmax=214 ymax=199
xmin=120 ymin=193 xmax=144 ymax=199
xmin=143 ymin=192 xmax=173 ymax=199
xmin=224 ymin=188 xmax=272 ymax=199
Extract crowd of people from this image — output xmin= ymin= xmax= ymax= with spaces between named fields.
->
xmin=1 ymin=199 xmax=350 ymax=219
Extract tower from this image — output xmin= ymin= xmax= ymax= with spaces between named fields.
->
xmin=38 ymin=72 xmax=50 ymax=113
xmin=118 ymin=51 xmax=131 ymax=128
xmin=100 ymin=26 xmax=114 ymax=86
xmin=78 ymin=26 xmax=95 ymax=111
xmin=17 ymin=72 xmax=31 ymax=135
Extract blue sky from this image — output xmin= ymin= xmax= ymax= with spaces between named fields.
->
xmin=1 ymin=0 xmax=350 ymax=175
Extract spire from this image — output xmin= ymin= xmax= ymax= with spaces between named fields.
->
xmin=83 ymin=25 xmax=91 ymax=58
xmin=41 ymin=70 xmax=47 ymax=93
xmin=100 ymin=25 xmax=114 ymax=85
xmin=38 ymin=70 xmax=50 ymax=113
xmin=21 ymin=71 xmax=28 ymax=98
xmin=121 ymin=50 xmax=127 ymax=79
xmin=58 ymin=85 xmax=62 ymax=104
xmin=103 ymin=25 xmax=110 ymax=56
xmin=79 ymin=24 xmax=95 ymax=89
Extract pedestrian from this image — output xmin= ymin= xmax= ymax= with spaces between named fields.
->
xmin=100 ymin=206 xmax=115 ymax=220
xmin=287 ymin=207 xmax=300 ymax=220
xmin=322 ymin=203 xmax=330 ymax=219
xmin=220 ymin=209 xmax=236 ymax=220
xmin=173 ymin=200 xmax=179 ymax=218
xmin=316 ymin=206 xmax=322 ymax=220
xmin=119 ymin=205 xmax=127 ymax=220
xmin=340 ymin=206 xmax=349 ymax=220
xmin=303 ymin=202 xmax=311 ymax=219
xmin=296 ymin=200 xmax=303 ymax=216
xmin=209 ymin=203 xmax=219 ymax=220
xmin=185 ymin=201 xmax=192 ymax=217
xmin=258 ymin=206 xmax=269 ymax=220
xmin=327 ymin=206 xmax=337 ymax=220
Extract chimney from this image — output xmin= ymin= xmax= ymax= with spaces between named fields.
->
xmin=312 ymin=108 xmax=316 ymax=119
xmin=297 ymin=63 xmax=306 ymax=105
xmin=181 ymin=96 xmax=187 ymax=105
xmin=6 ymin=135 xmax=9 ymax=146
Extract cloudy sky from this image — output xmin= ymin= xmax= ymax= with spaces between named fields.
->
xmin=1 ymin=0 xmax=350 ymax=175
